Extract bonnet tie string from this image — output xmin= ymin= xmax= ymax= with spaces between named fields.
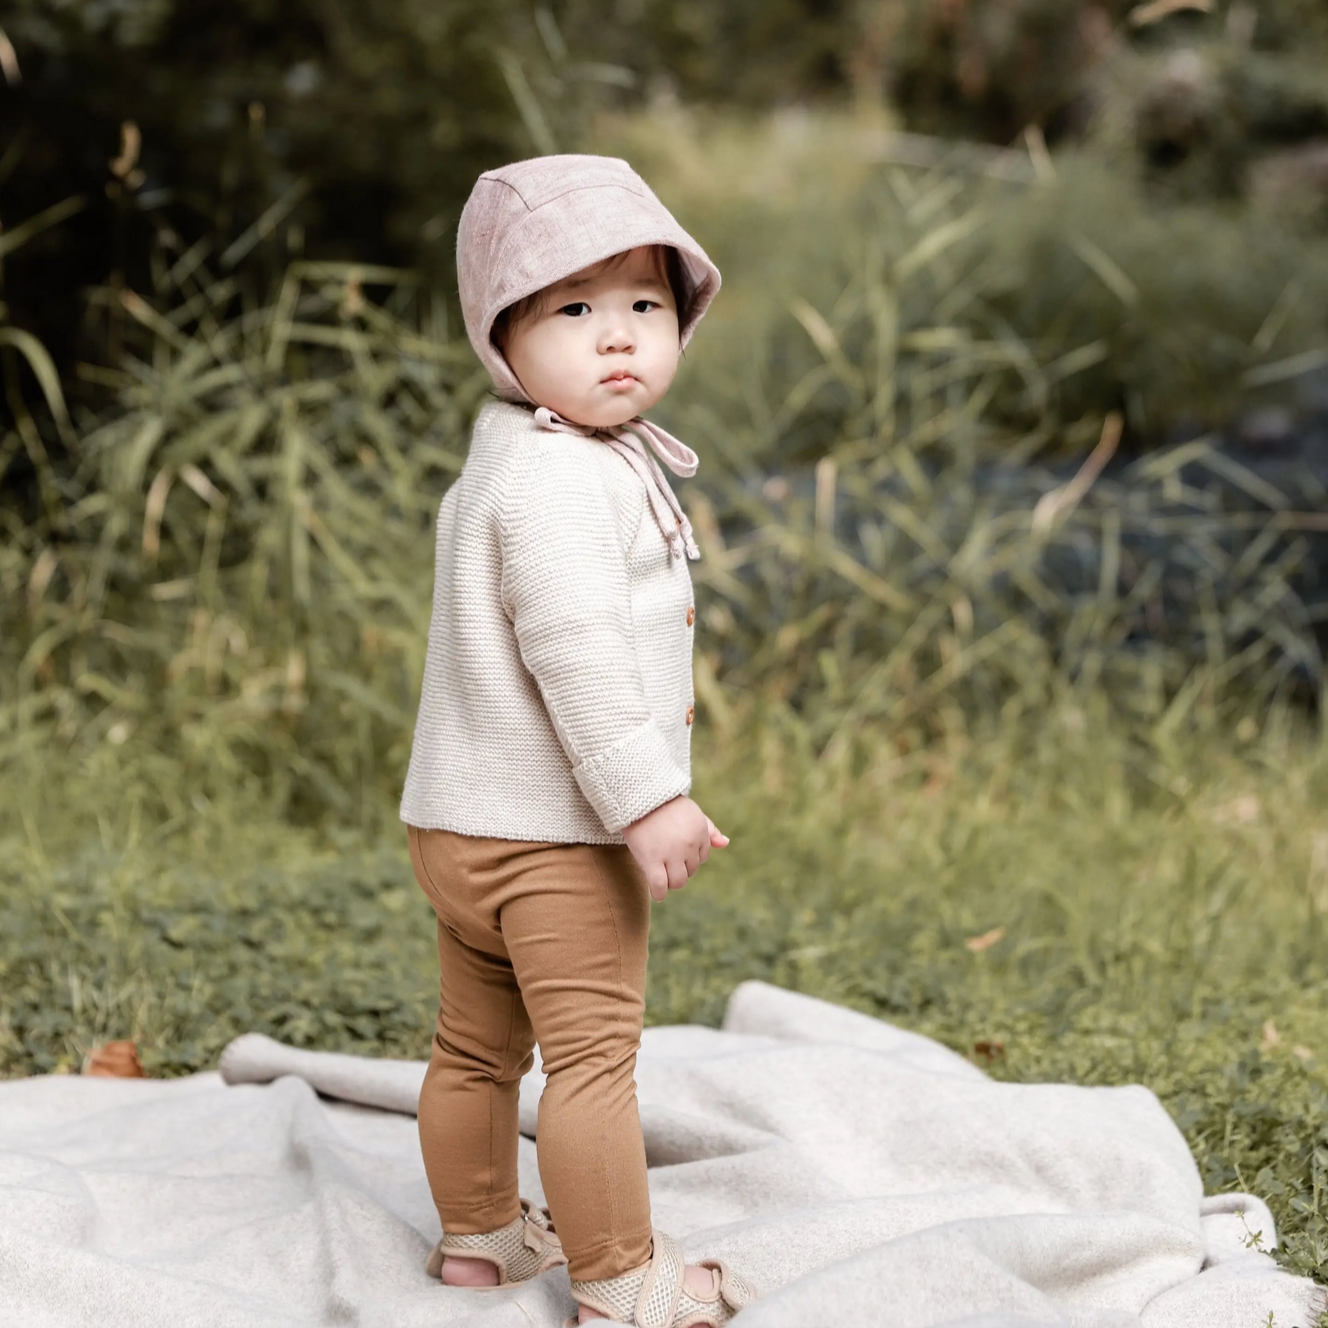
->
xmin=533 ymin=406 xmax=701 ymax=561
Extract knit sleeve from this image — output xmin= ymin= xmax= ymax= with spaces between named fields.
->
xmin=498 ymin=438 xmax=689 ymax=833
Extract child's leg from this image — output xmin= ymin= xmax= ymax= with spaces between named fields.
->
xmin=498 ymin=842 xmax=654 ymax=1283
xmin=409 ymin=827 xmax=537 ymax=1243
xmin=410 ymin=828 xmax=727 ymax=1314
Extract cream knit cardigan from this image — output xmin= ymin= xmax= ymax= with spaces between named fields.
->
xmin=399 ymin=401 xmax=696 ymax=844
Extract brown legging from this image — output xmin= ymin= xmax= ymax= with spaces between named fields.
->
xmin=407 ymin=825 xmax=653 ymax=1282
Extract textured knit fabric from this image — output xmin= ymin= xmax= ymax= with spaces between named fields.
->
xmin=457 ymin=154 xmax=720 ymax=401
xmin=399 ymin=400 xmax=696 ymax=842
xmin=408 ymin=826 xmax=654 ymax=1282
xmin=533 ymin=407 xmax=701 ymax=563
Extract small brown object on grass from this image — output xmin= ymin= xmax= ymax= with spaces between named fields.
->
xmin=83 ymin=1041 xmax=146 ymax=1077
xmin=965 ymin=926 xmax=1006 ymax=953
xmin=973 ymin=1040 xmax=1006 ymax=1064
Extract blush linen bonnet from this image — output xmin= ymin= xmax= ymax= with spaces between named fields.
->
xmin=457 ymin=153 xmax=721 ymax=399
xmin=456 ymin=153 xmax=721 ymax=562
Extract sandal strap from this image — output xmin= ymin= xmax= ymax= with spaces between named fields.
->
xmin=669 ymin=1257 xmax=756 ymax=1328
xmin=429 ymin=1198 xmax=566 ymax=1285
xmin=570 ymin=1231 xmax=755 ymax=1326
xmin=637 ymin=1229 xmax=688 ymax=1327
xmin=695 ymin=1258 xmax=757 ymax=1318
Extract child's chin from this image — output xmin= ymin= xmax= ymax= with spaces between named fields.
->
xmin=574 ymin=402 xmax=640 ymax=430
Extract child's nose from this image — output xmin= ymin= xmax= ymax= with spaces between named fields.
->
xmin=599 ymin=319 xmax=635 ymax=354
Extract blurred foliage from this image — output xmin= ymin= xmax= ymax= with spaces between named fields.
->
xmin=955 ymin=153 xmax=1328 ymax=430
xmin=0 ymin=0 xmax=582 ymax=373
xmin=4 ymin=0 xmax=1328 ymax=381
xmin=601 ymin=108 xmax=1328 ymax=440
xmin=2 ymin=168 xmax=1325 ymax=825
xmin=880 ymin=0 xmax=1328 ymax=152
xmin=2 ymin=256 xmax=487 ymax=821
xmin=0 ymin=0 xmax=1325 ymax=540
xmin=0 ymin=0 xmax=871 ymax=371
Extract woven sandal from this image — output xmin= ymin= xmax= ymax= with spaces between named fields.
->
xmin=564 ymin=1229 xmax=756 ymax=1327
xmin=425 ymin=1198 xmax=567 ymax=1285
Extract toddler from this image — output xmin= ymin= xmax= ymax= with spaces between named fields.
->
xmin=400 ymin=155 xmax=756 ymax=1327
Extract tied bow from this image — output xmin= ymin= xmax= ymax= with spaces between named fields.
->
xmin=533 ymin=406 xmax=701 ymax=561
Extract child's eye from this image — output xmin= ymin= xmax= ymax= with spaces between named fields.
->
xmin=559 ymin=302 xmax=591 ymax=317
xmin=632 ymin=299 xmax=659 ymax=313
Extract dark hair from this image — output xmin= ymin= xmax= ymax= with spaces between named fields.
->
xmin=490 ymin=245 xmax=692 ymax=351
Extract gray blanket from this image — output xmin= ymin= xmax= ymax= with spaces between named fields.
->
xmin=0 ymin=981 xmax=1321 ymax=1327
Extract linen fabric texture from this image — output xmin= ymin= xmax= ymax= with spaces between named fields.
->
xmin=456 ymin=153 xmax=721 ymax=400
xmin=398 ymin=401 xmax=697 ymax=842
xmin=408 ymin=825 xmax=654 ymax=1282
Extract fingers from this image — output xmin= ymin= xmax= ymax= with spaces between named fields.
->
xmin=641 ymin=808 xmax=730 ymax=905
xmin=706 ymin=817 xmax=730 ymax=848
xmin=645 ymin=865 xmax=670 ymax=902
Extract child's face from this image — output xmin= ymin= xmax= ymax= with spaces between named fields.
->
xmin=503 ymin=247 xmax=681 ymax=429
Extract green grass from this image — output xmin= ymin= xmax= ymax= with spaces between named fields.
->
xmin=6 ymin=702 xmax=1328 ymax=1282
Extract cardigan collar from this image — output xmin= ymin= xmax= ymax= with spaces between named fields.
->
xmin=532 ymin=406 xmax=701 ymax=562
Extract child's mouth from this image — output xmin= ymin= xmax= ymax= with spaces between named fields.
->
xmin=602 ymin=372 xmax=638 ymax=388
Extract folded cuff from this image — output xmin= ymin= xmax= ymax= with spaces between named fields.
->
xmin=572 ymin=721 xmax=690 ymax=834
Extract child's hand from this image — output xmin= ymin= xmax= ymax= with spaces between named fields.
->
xmin=622 ymin=796 xmax=729 ymax=902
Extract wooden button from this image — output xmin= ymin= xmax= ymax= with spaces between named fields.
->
xmin=684 ymin=705 xmax=695 ymax=726
xmin=686 ymin=606 xmax=695 ymax=626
